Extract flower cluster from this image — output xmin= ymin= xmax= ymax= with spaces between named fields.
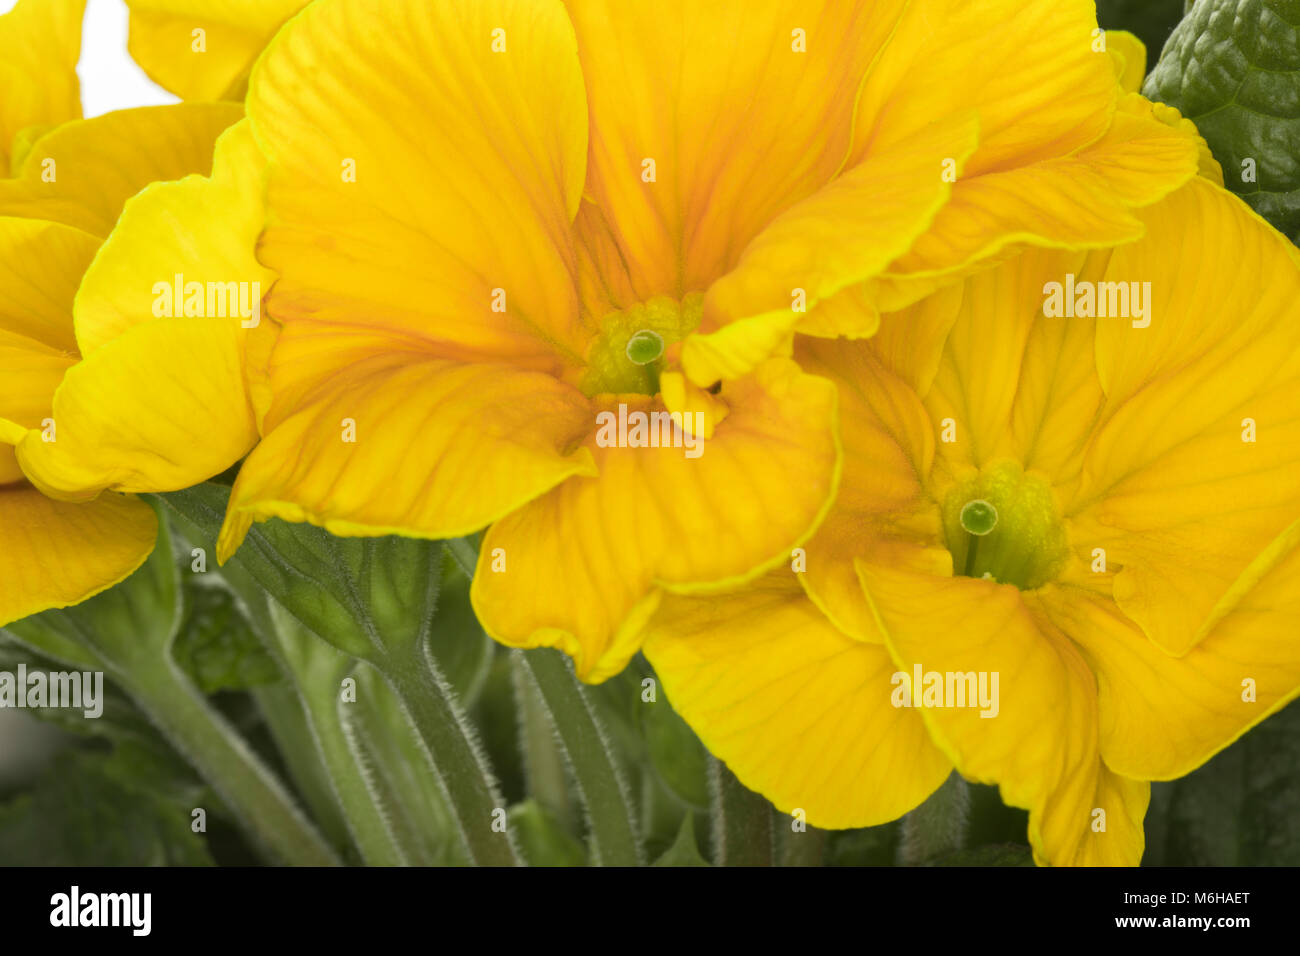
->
xmin=2 ymin=0 xmax=1298 ymax=867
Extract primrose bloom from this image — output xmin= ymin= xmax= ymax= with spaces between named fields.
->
xmin=0 ymin=102 xmax=271 ymax=624
xmin=641 ymin=175 xmax=1300 ymax=865
xmin=124 ymin=0 xmax=309 ymax=101
xmin=218 ymin=0 xmax=1197 ymax=681
xmin=0 ymin=0 xmax=84 ymax=175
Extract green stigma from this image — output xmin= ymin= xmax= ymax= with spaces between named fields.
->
xmin=959 ymin=499 xmax=998 ymax=536
xmin=942 ymin=460 xmax=1069 ymax=590
xmin=625 ymin=329 xmax=665 ymax=366
xmin=579 ymin=293 xmax=703 ymax=397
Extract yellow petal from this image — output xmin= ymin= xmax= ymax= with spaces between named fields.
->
xmin=643 ymin=574 xmax=952 ymax=828
xmin=249 ymin=0 xmax=590 ymax=366
xmin=15 ymin=317 xmax=259 ymax=501
xmin=0 ymin=484 xmax=156 ymax=627
xmin=126 ymin=0 xmax=307 ymax=101
xmin=0 ymin=216 xmax=95 ymax=485
xmin=472 ymin=358 xmax=841 ymax=682
xmin=1106 ymin=30 xmax=1147 ymax=95
xmin=852 ymin=0 xmax=1114 ymax=176
xmin=220 ymin=339 xmax=599 ymax=561
xmin=0 ymin=0 xmax=85 ymax=175
xmin=11 ymin=121 xmax=272 ymax=500
xmin=0 ymin=103 xmax=243 ymax=236
xmin=1072 ymin=769 xmax=1148 ymax=867
xmin=0 ymin=330 xmax=75 ymax=484
xmin=870 ymin=94 xmax=1200 ymax=313
xmin=859 ymin=562 xmax=1145 ymax=866
xmin=920 ymin=247 xmax=1098 ymax=485
xmin=568 ymin=0 xmax=907 ymax=307
xmin=73 ymin=119 xmax=271 ymax=354
xmin=1046 ymin=527 xmax=1300 ymax=781
xmin=0 ymin=216 xmax=95 ymax=356
xmin=793 ymin=337 xmax=948 ymax=642
xmin=1074 ymin=178 xmax=1300 ymax=656
xmin=685 ymin=113 xmax=980 ymax=385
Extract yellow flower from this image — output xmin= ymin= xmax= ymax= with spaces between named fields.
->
xmin=642 ymin=176 xmax=1300 ymax=865
xmin=0 ymin=106 xmax=265 ymax=624
xmin=125 ymin=0 xmax=309 ymax=101
xmin=0 ymin=0 xmax=85 ymax=175
xmin=218 ymin=0 xmax=1198 ymax=682
xmin=0 ymin=217 xmax=156 ymax=626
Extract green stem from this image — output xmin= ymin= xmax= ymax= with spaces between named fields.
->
xmin=263 ymin=609 xmax=410 ymax=867
xmin=512 ymin=654 xmax=578 ymax=833
xmin=963 ymin=533 xmax=980 ymax=577
xmin=254 ymin=683 xmax=352 ymax=854
xmin=780 ymin=824 xmax=827 ymax=867
xmin=899 ymin=771 xmax=970 ymax=865
xmin=118 ymin=657 xmax=339 ymax=866
xmin=708 ymin=759 xmax=774 ymax=866
xmin=516 ymin=649 xmax=643 ymax=866
xmin=385 ymin=646 xmax=519 ymax=866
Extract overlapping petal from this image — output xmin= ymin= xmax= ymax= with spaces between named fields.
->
xmin=0 ymin=485 xmax=157 ymax=628
xmin=248 ymin=0 xmax=590 ymax=368
xmin=125 ymin=0 xmax=307 ymax=101
xmin=859 ymin=563 xmax=1145 ymax=866
xmin=0 ymin=0 xmax=85 ymax=175
xmin=471 ymin=360 xmax=840 ymax=682
xmin=567 ymin=0 xmax=908 ymax=308
xmin=1043 ymin=564 xmax=1300 ymax=783
xmin=643 ymin=574 xmax=952 ymax=829
xmin=218 ymin=337 xmax=599 ymax=561
xmin=13 ymin=120 xmax=272 ymax=501
xmin=0 ymin=103 xmax=242 ymax=236
xmin=1072 ymin=179 xmax=1300 ymax=656
xmin=792 ymin=337 xmax=948 ymax=642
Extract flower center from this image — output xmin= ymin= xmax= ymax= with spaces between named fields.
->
xmin=579 ymin=293 xmax=703 ymax=397
xmin=941 ymin=460 xmax=1068 ymax=590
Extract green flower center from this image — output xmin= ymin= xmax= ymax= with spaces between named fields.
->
xmin=941 ymin=460 xmax=1068 ymax=590
xmin=579 ymin=293 xmax=703 ymax=397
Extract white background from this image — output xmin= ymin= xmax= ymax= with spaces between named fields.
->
xmin=2 ymin=0 xmax=177 ymax=116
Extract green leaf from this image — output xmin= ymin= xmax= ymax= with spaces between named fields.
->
xmin=162 ymin=485 xmax=518 ymax=866
xmin=652 ymin=813 xmax=710 ymax=867
xmin=824 ymin=821 xmax=900 ymax=866
xmin=1144 ymin=697 xmax=1300 ymax=865
xmin=932 ymin=843 xmax=1034 ymax=867
xmin=0 ymin=749 xmax=213 ymax=866
xmin=0 ymin=635 xmax=158 ymax=744
xmin=642 ymin=684 xmax=709 ymax=810
xmin=1096 ymin=0 xmax=1187 ymax=57
xmin=508 ymin=799 xmax=588 ymax=866
xmin=1145 ymin=0 xmax=1300 ymax=243
xmin=173 ymin=583 xmax=280 ymax=694
xmin=5 ymin=508 xmax=339 ymax=866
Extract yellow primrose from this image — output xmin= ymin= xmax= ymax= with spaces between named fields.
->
xmin=0 ymin=106 xmax=273 ymax=623
xmin=642 ymin=176 xmax=1300 ymax=866
xmin=9 ymin=115 xmax=276 ymax=502
xmin=218 ymin=0 xmax=1198 ymax=682
xmin=0 ymin=217 xmax=156 ymax=626
xmin=0 ymin=0 xmax=85 ymax=175
xmin=124 ymin=0 xmax=309 ymax=101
